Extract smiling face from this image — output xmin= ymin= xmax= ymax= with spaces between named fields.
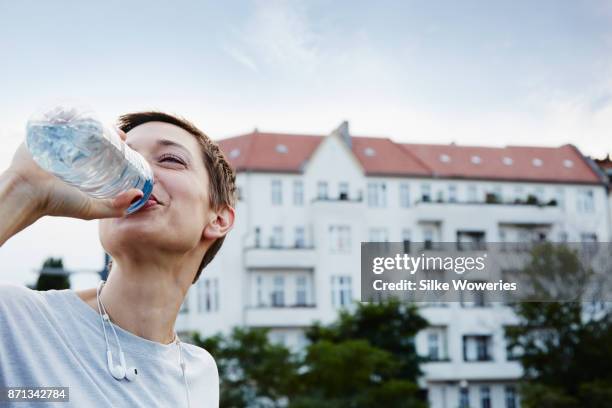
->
xmin=99 ymin=122 xmax=212 ymax=258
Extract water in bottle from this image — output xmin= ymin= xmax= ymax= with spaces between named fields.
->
xmin=25 ymin=105 xmax=154 ymax=214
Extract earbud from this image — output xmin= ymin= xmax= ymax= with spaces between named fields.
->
xmin=125 ymin=366 xmax=138 ymax=381
xmin=107 ymin=350 xmax=126 ymax=380
xmin=118 ymin=350 xmax=138 ymax=382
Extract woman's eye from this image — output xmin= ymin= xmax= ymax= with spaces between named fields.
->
xmin=159 ymin=155 xmax=186 ymax=165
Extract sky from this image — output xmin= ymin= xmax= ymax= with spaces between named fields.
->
xmin=0 ymin=0 xmax=611 ymax=286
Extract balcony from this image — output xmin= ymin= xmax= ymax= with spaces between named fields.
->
xmin=414 ymin=200 xmax=562 ymax=226
xmin=245 ymin=305 xmax=321 ymax=327
xmin=245 ymin=246 xmax=317 ymax=269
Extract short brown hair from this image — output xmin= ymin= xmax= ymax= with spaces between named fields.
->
xmin=116 ymin=111 xmax=236 ymax=284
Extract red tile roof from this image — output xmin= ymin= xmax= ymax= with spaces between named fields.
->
xmin=401 ymin=143 xmax=601 ymax=184
xmin=218 ymin=132 xmax=322 ymax=173
xmin=217 ymin=131 xmax=604 ymax=184
xmin=351 ymin=137 xmax=430 ymax=176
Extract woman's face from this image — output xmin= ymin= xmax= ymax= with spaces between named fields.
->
xmin=99 ymin=122 xmax=211 ymax=257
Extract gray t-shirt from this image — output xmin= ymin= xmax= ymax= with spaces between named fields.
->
xmin=0 ymin=283 xmax=219 ymax=407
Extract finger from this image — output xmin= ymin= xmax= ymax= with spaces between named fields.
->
xmin=88 ymin=189 xmax=143 ymax=219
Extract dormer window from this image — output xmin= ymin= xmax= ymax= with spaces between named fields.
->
xmin=276 ymin=144 xmax=288 ymax=153
xmin=364 ymin=147 xmax=376 ymax=157
xmin=229 ymin=148 xmax=240 ymax=159
xmin=502 ymin=157 xmax=513 ymax=166
xmin=471 ymin=155 xmax=482 ymax=164
xmin=532 ymin=158 xmax=543 ymax=167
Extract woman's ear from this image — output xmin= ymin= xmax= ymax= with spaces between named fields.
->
xmin=203 ymin=205 xmax=235 ymax=240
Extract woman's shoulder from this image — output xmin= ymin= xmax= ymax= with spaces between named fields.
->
xmin=0 ymin=282 xmax=44 ymax=305
xmin=181 ymin=341 xmax=219 ymax=372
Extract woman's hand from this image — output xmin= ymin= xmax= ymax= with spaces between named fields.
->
xmin=6 ymin=128 xmax=143 ymax=221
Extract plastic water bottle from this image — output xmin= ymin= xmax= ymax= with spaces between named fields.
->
xmin=25 ymin=105 xmax=154 ymax=214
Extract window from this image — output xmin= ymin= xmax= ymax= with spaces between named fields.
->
xmin=331 ymin=276 xmax=352 ymax=307
xmin=448 ymin=185 xmax=457 ymax=203
xmin=271 ymin=276 xmax=285 ymax=307
xmin=369 ymin=228 xmax=389 ymax=243
xmin=468 ymin=185 xmax=478 ymax=202
xmin=423 ymin=228 xmax=434 ymax=250
xmin=513 ymin=186 xmax=524 ymax=202
xmin=555 ymin=187 xmax=565 ymax=210
xmin=329 ymin=225 xmax=351 ymax=253
xmin=269 ymin=331 xmax=287 ymax=346
xmin=294 ymin=226 xmax=305 ymax=248
xmin=427 ymin=332 xmax=440 ymax=360
xmin=399 ymin=183 xmax=411 ymax=207
xmin=256 ymin=276 xmax=264 ymax=307
xmin=254 ymin=227 xmax=261 ymax=248
xmin=463 ymin=335 xmax=492 ymax=361
xmin=459 ymin=387 xmax=470 ymax=408
xmin=402 ymin=229 xmax=412 ymax=253
xmin=338 ymin=182 xmax=349 ymax=200
xmin=534 ymin=187 xmax=545 ymax=203
xmin=293 ymin=180 xmax=304 ymax=206
xmin=271 ymin=226 xmax=283 ymax=248
xmin=421 ymin=184 xmax=431 ymax=202
xmin=480 ymin=386 xmax=491 ymax=408
xmin=461 ymin=282 xmax=488 ymax=307
xmin=505 ymin=386 xmax=517 ymax=408
xmin=577 ymin=189 xmax=595 ymax=213
xmin=317 ymin=181 xmax=328 ymax=200
xmin=213 ymin=279 xmax=219 ymax=311
xmin=493 ymin=186 xmax=503 ymax=202
xmin=198 ymin=278 xmax=219 ymax=312
xmin=296 ymin=276 xmax=308 ymax=306
xmin=367 ymin=182 xmax=387 ymax=207
xmin=271 ymin=180 xmax=282 ymax=205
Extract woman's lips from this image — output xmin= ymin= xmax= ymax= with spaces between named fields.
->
xmin=141 ymin=199 xmax=159 ymax=210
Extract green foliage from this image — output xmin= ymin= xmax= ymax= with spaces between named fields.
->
xmin=35 ymin=257 xmax=70 ymax=291
xmin=291 ymin=339 xmax=424 ymax=408
xmin=508 ymin=243 xmax=612 ymax=408
xmin=193 ymin=299 xmax=427 ymax=408
xmin=193 ymin=328 xmax=298 ymax=408
xmin=306 ymin=298 xmax=427 ymax=381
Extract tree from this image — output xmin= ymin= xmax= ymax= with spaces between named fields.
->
xmin=290 ymin=339 xmax=425 ymax=408
xmin=306 ymin=298 xmax=427 ymax=381
xmin=506 ymin=242 xmax=612 ymax=408
xmin=193 ymin=328 xmax=299 ymax=408
xmin=192 ymin=299 xmax=428 ymax=408
xmin=295 ymin=299 xmax=427 ymax=407
xmin=34 ymin=257 xmax=70 ymax=291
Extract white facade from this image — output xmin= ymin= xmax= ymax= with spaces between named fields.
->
xmin=176 ymin=131 xmax=610 ymax=408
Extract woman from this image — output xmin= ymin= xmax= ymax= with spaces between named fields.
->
xmin=0 ymin=112 xmax=236 ymax=407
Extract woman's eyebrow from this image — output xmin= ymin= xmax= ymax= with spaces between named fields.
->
xmin=156 ymin=139 xmax=192 ymax=158
xmin=127 ymin=139 xmax=193 ymax=160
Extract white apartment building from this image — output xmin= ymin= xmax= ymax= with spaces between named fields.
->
xmin=176 ymin=122 xmax=610 ymax=408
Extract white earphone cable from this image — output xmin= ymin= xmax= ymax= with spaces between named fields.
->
xmin=177 ymin=336 xmax=192 ymax=408
xmin=96 ymin=281 xmax=111 ymax=355
xmin=97 ymin=282 xmax=126 ymax=361
xmin=96 ymin=280 xmax=191 ymax=407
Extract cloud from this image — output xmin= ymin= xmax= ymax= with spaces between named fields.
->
xmin=221 ymin=45 xmax=259 ymax=72
xmin=224 ymin=0 xmax=321 ymax=74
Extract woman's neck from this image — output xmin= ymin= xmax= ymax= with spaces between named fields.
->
xmin=80 ymin=260 xmax=192 ymax=345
